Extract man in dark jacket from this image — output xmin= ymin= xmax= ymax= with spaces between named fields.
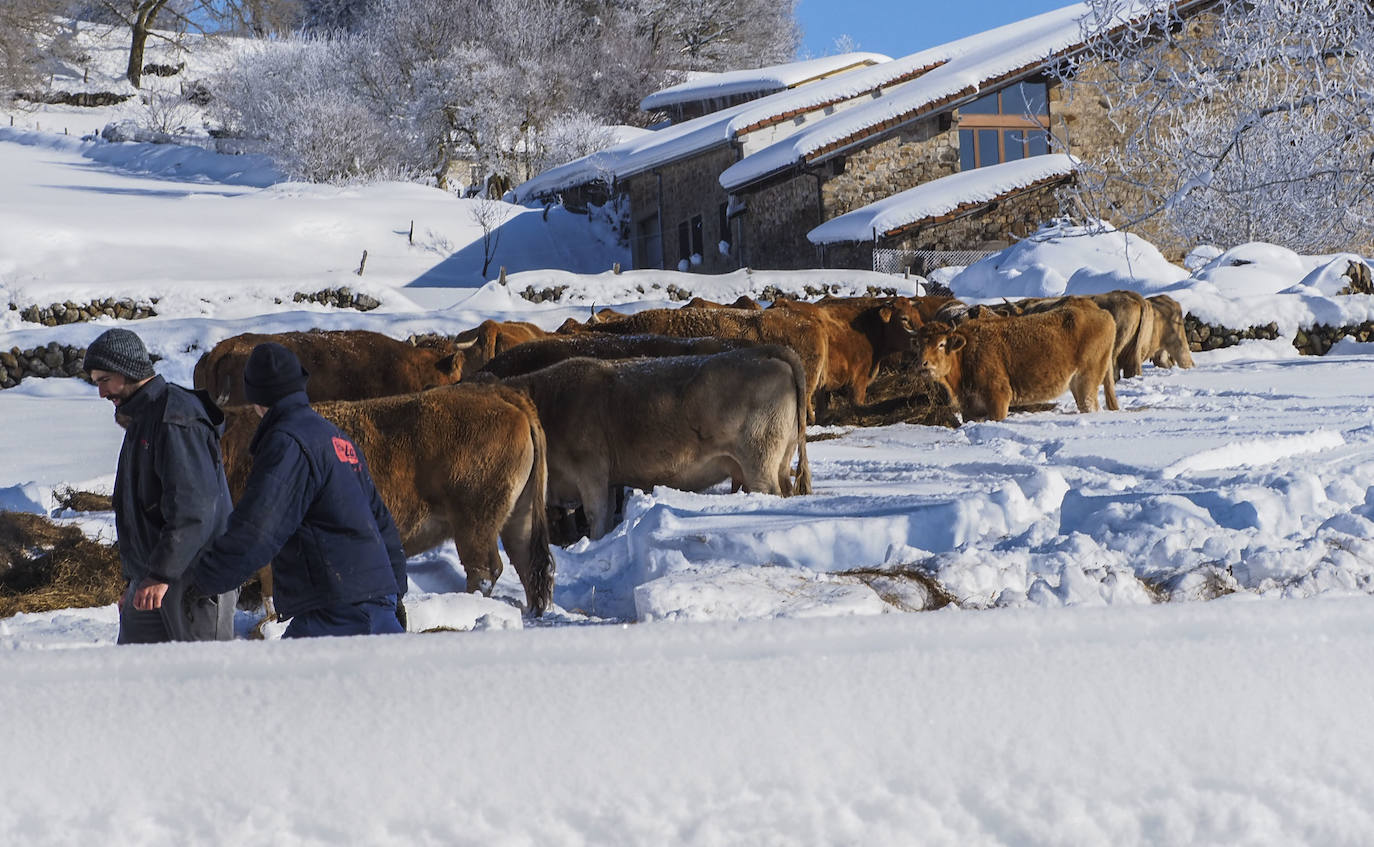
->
xmin=185 ymin=343 xmax=408 ymax=637
xmin=85 ymin=327 xmax=238 ymax=644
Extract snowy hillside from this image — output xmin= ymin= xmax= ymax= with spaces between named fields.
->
xmin=3 ymin=81 xmax=1374 ymax=843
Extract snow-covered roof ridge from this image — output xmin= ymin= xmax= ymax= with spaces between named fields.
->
xmin=721 ymin=0 xmax=1201 ymax=192
xmin=639 ymin=52 xmax=893 ymax=112
xmin=807 ymin=154 xmax=1078 ymax=244
xmin=514 ymin=15 xmax=1062 ymax=203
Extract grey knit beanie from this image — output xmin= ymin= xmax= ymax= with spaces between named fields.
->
xmin=83 ymin=328 xmax=155 ymax=381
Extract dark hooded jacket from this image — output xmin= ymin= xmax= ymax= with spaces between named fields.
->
xmin=189 ymin=391 xmax=407 ymax=619
xmin=113 ymin=375 xmax=233 ymax=586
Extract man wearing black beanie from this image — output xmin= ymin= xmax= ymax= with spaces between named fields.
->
xmin=184 ymin=343 xmax=408 ymax=637
xmin=84 ymin=328 xmax=238 ymax=643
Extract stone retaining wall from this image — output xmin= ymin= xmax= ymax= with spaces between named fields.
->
xmin=8 ymin=288 xmax=382 ymax=327
xmin=2 ymin=343 xmax=93 ymax=388
xmin=13 ymin=298 xmax=158 ymax=326
xmin=1184 ymin=315 xmax=1374 ymax=355
xmin=517 ymin=281 xmax=903 ymax=303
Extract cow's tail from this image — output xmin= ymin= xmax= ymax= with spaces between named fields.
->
xmin=779 ymin=345 xmax=812 ymax=496
xmin=523 ymin=404 xmax=557 ymax=616
xmin=1127 ymin=296 xmax=1152 ymax=379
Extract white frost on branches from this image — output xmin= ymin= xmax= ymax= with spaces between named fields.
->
xmin=1055 ymin=0 xmax=1374 ymax=253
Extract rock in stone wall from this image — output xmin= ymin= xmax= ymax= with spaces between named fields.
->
xmin=14 ymin=298 xmax=159 ymax=326
xmin=291 ymin=288 xmax=382 ymax=311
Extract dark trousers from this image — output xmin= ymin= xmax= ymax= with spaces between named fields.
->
xmin=282 ymin=594 xmax=404 ymax=638
xmin=117 ymin=581 xmax=237 ymax=644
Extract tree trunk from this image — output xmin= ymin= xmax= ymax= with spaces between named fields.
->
xmin=125 ymin=0 xmax=170 ymax=89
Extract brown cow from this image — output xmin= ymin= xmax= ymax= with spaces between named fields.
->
xmin=769 ymin=297 xmax=927 ymax=407
xmin=682 ymin=295 xmax=763 ymax=310
xmin=194 ymin=330 xmax=461 ymax=406
xmin=477 ymin=333 xmax=754 ymax=379
xmin=911 ymin=302 xmax=1120 ymax=422
xmin=502 ymin=345 xmax=812 ymax=539
xmin=1143 ymin=294 xmax=1196 ymax=369
xmin=447 ymin=319 xmax=553 ymax=378
xmin=1017 ymin=291 xmax=1153 ymax=379
xmin=220 ymin=383 xmax=556 ymax=615
xmin=584 ymin=306 xmax=829 ymax=421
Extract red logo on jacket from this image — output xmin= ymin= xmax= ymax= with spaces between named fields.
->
xmin=332 ymin=437 xmax=359 ymax=465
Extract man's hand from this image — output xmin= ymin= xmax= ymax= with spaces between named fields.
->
xmin=132 ymin=578 xmax=170 ymax=611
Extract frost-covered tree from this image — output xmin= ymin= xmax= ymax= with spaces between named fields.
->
xmin=209 ymin=36 xmax=425 ymax=181
xmin=210 ymin=0 xmax=798 ymax=185
xmin=629 ymin=0 xmax=799 ymax=71
xmin=1055 ymin=0 xmax=1374 ymax=254
xmin=0 ymin=0 xmax=72 ymax=97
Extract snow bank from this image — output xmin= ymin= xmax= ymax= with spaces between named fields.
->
xmin=948 ymin=220 xmax=1187 ymax=298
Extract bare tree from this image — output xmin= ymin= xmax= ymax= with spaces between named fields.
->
xmin=470 ymin=197 xmax=515 ymax=278
xmin=1054 ymin=0 xmax=1374 ymax=254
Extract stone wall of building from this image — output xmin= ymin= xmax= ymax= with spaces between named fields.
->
xmin=624 ymin=145 xmax=740 ymax=273
xmin=821 ymin=118 xmax=960 ymax=219
xmin=737 ymin=175 xmax=826 ymax=270
xmin=739 ymin=117 xmax=959 ymax=270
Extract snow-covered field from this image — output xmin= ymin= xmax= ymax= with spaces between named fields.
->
xmin=4 ymin=91 xmax=1374 ymax=842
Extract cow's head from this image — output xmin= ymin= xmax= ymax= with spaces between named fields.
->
xmin=1150 ymin=296 xmax=1195 ymax=368
xmin=433 ymin=337 xmax=483 ymax=383
xmin=910 ymin=321 xmax=965 ymax=381
xmin=875 ymin=298 xmax=925 ymax=356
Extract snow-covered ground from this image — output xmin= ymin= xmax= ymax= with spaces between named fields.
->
xmin=4 ymin=94 xmax=1374 ymax=842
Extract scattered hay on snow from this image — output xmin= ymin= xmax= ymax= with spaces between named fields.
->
xmin=0 ymin=511 xmax=122 ymax=616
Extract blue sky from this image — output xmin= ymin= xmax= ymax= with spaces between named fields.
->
xmin=795 ymin=0 xmax=1075 ymax=59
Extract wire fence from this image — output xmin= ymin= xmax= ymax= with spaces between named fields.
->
xmin=873 ymin=248 xmax=997 ymax=276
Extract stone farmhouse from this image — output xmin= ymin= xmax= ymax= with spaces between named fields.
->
xmin=517 ymin=0 xmax=1214 ymax=275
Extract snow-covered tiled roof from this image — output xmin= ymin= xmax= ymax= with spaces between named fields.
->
xmin=639 ymin=53 xmax=893 ymax=112
xmin=721 ymin=0 xmax=1200 ymax=192
xmin=514 ymin=27 xmax=1020 ymax=202
xmin=807 ymin=154 xmax=1078 ymax=244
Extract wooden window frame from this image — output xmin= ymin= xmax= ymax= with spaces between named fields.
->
xmin=956 ymin=83 xmax=1051 ymax=170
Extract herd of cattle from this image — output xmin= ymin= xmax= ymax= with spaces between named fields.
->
xmin=195 ymin=289 xmax=1194 ymax=617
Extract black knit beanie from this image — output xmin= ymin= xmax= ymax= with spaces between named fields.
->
xmin=243 ymin=342 xmax=309 ymax=406
xmin=83 ymin=328 xmax=155 ymax=381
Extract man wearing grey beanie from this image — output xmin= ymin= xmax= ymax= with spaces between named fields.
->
xmin=84 ymin=328 xmax=238 ymax=643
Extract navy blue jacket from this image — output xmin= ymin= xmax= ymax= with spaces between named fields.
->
xmin=190 ymin=392 xmax=407 ymax=619
xmin=113 ymin=376 xmax=233 ymax=584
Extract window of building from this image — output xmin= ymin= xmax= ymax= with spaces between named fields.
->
xmin=718 ymin=203 xmax=731 ymax=251
xmin=636 ymin=214 xmax=661 ymax=269
xmin=690 ymin=215 xmax=704 ymax=259
xmin=678 ymin=220 xmax=690 ymax=262
xmin=956 ymin=80 xmax=1051 ymax=170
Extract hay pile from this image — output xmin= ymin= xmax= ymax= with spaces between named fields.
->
xmin=0 ymin=510 xmax=123 ymax=616
xmin=816 ymin=354 xmax=961 ymax=429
